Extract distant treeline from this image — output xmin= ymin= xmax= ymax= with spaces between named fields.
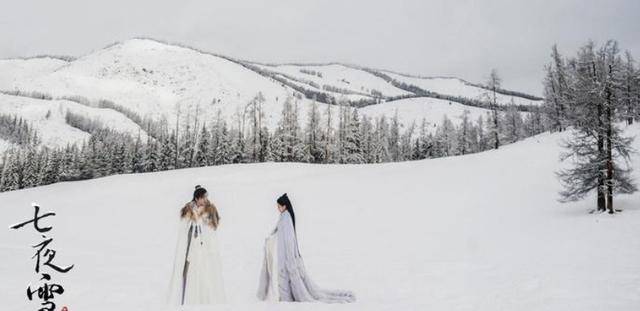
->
xmin=0 ymin=94 xmax=546 ymax=192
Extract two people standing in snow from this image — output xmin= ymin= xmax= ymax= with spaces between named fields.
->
xmin=167 ymin=187 xmax=355 ymax=305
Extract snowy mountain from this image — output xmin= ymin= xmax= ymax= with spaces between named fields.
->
xmin=0 ymin=93 xmax=148 ymax=152
xmin=0 ymin=38 xmax=540 ymax=150
xmin=1 ymin=124 xmax=638 ymax=311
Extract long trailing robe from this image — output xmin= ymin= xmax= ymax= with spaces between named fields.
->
xmin=167 ymin=208 xmax=226 ymax=305
xmin=257 ymin=210 xmax=355 ymax=303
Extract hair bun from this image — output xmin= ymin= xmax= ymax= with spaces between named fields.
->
xmin=195 ymin=185 xmax=202 ymax=190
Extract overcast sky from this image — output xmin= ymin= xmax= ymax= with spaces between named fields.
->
xmin=1 ymin=0 xmax=638 ymax=95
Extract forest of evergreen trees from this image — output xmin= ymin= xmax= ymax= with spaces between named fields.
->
xmin=0 ymin=91 xmax=545 ymax=192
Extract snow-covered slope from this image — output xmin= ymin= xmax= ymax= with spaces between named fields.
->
xmin=2 ymin=39 xmax=539 ymax=121
xmin=253 ymin=63 xmax=411 ymax=99
xmin=0 ymin=57 xmax=67 ymax=90
xmin=1 ymin=125 xmax=639 ymax=311
xmin=385 ymin=72 xmax=543 ymax=106
xmin=5 ymin=39 xmax=325 ymax=130
xmin=0 ymin=93 xmax=148 ymax=149
xmin=359 ymin=97 xmax=493 ymax=130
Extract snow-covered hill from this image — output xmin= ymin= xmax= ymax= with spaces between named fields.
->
xmin=2 ymin=39 xmax=323 ymax=130
xmin=359 ymin=97 xmax=493 ymax=130
xmin=0 ymin=38 xmax=540 ymax=150
xmin=0 ymin=57 xmax=68 ymax=89
xmin=1 ymin=124 xmax=638 ymax=311
xmin=383 ymin=71 xmax=542 ymax=107
xmin=252 ymin=63 xmax=411 ymax=99
xmin=0 ymin=93 xmax=148 ymax=153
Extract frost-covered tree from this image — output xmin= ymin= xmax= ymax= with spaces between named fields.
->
xmin=621 ymin=51 xmax=639 ymax=124
xmin=144 ymin=138 xmax=160 ymax=172
xmin=502 ymin=104 xmax=524 ymax=144
xmin=160 ymin=132 xmax=177 ymax=170
xmin=457 ymin=110 xmax=472 ymax=155
xmin=195 ymin=125 xmax=210 ymax=167
xmin=543 ymin=45 xmax=571 ymax=132
xmin=273 ymin=97 xmax=305 ymax=162
xmin=304 ymin=100 xmax=325 ymax=163
xmin=485 ymin=69 xmax=502 ymax=149
xmin=399 ymin=121 xmax=415 ymax=161
xmin=557 ymin=40 xmax=637 ymax=213
xmin=246 ymin=93 xmax=266 ymax=162
xmin=388 ymin=111 xmax=401 ymax=161
xmin=341 ymin=109 xmax=364 ymax=164
xmin=323 ymin=103 xmax=337 ymax=163
xmin=178 ymin=125 xmax=195 ymax=168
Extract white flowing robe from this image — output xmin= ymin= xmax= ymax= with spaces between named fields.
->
xmin=167 ymin=213 xmax=226 ymax=305
xmin=257 ymin=210 xmax=355 ymax=303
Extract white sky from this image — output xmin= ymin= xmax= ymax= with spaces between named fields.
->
xmin=1 ymin=0 xmax=638 ymax=95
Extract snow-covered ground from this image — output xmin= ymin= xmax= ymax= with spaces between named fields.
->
xmin=0 ymin=93 xmax=148 ymax=149
xmin=0 ymin=57 xmax=67 ymax=89
xmin=359 ymin=97 xmax=493 ymax=131
xmin=254 ymin=63 xmax=411 ymax=98
xmin=385 ymin=72 xmax=543 ymax=107
xmin=1 ymin=124 xmax=639 ymax=311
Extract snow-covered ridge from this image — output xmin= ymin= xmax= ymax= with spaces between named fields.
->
xmin=0 ymin=92 xmax=149 ymax=153
xmin=0 ymin=38 xmax=537 ymax=150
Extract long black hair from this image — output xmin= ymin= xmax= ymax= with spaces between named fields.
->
xmin=193 ymin=185 xmax=207 ymax=202
xmin=277 ymin=193 xmax=296 ymax=230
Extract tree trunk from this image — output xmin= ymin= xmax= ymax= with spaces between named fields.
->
xmin=597 ymin=98 xmax=606 ymax=212
xmin=606 ymin=87 xmax=615 ymax=214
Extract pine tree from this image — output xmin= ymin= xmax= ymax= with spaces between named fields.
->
xmin=399 ymin=121 xmax=415 ymax=161
xmin=41 ymin=150 xmax=61 ymax=185
xmin=388 ymin=111 xmax=401 ymax=161
xmin=457 ymin=110 xmax=472 ymax=155
xmin=214 ymin=121 xmax=233 ymax=165
xmin=360 ymin=115 xmax=375 ymax=163
xmin=179 ymin=125 xmax=195 ymax=168
xmin=502 ymin=104 xmax=524 ymax=144
xmin=0 ymin=151 xmax=22 ymax=191
xmin=195 ymin=125 xmax=210 ymax=167
xmin=621 ymin=51 xmax=639 ymax=124
xmin=374 ymin=116 xmax=391 ymax=162
xmin=476 ymin=115 xmax=488 ymax=151
xmin=131 ymin=135 xmax=145 ymax=173
xmin=485 ymin=69 xmax=502 ymax=149
xmin=160 ymin=133 xmax=177 ymax=170
xmin=246 ymin=93 xmax=266 ymax=162
xmin=557 ymin=40 xmax=637 ymax=213
xmin=273 ymin=97 xmax=305 ymax=162
xmin=304 ymin=101 xmax=325 ymax=163
xmin=341 ymin=109 xmax=364 ymax=164
xmin=144 ymin=138 xmax=160 ymax=172
xmin=323 ymin=103 xmax=337 ymax=163
xmin=413 ymin=118 xmax=432 ymax=160
xmin=21 ymin=148 xmax=40 ymax=188
xmin=111 ymin=142 xmax=128 ymax=174
xmin=542 ymin=45 xmax=571 ymax=132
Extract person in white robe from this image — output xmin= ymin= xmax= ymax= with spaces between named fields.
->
xmin=167 ymin=185 xmax=226 ymax=305
xmin=257 ymin=193 xmax=355 ymax=303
